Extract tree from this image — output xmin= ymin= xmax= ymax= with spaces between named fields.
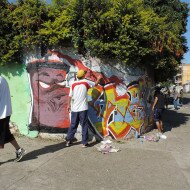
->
xmin=143 ymin=0 xmax=189 ymax=82
xmin=52 ymin=0 xmax=65 ymax=7
xmin=38 ymin=0 xmax=72 ymax=47
xmin=10 ymin=0 xmax=49 ymax=55
xmin=0 ymin=0 xmax=188 ymax=83
xmin=0 ymin=0 xmax=19 ymax=65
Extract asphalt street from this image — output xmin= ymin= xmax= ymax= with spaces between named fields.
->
xmin=1 ymin=94 xmax=190 ymax=190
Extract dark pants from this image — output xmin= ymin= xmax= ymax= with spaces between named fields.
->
xmin=0 ymin=116 xmax=15 ymax=148
xmin=66 ymin=110 xmax=89 ymax=145
xmin=173 ymin=99 xmax=178 ymax=109
xmin=154 ymin=108 xmax=164 ymax=122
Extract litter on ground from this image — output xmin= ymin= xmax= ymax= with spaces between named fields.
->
xmin=97 ymin=140 xmax=120 ymax=154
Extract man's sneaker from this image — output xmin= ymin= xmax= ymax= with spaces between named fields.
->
xmin=160 ymin=134 xmax=167 ymax=139
xmin=156 ymin=133 xmax=162 ymax=138
xmin=15 ymin=148 xmax=26 ymax=162
xmin=156 ymin=133 xmax=167 ymax=139
xmin=81 ymin=143 xmax=89 ymax=148
xmin=65 ymin=141 xmax=71 ymax=147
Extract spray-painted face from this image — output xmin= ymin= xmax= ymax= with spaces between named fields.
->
xmin=27 ymin=61 xmax=70 ymax=132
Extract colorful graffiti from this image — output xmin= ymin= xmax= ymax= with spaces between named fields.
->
xmin=26 ymin=50 xmax=153 ymax=139
xmin=88 ymin=79 xmax=153 ymax=140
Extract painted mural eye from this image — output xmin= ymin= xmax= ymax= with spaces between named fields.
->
xmin=39 ymin=81 xmax=50 ymax=89
xmin=57 ymin=81 xmax=66 ymax=86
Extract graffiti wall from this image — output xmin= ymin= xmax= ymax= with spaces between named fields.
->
xmin=0 ymin=64 xmax=38 ymax=138
xmin=24 ymin=49 xmax=153 ymax=140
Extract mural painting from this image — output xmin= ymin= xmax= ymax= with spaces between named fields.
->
xmin=27 ymin=55 xmax=70 ymax=132
xmin=88 ymin=79 xmax=153 ymax=140
xmin=26 ymin=50 xmax=153 ymax=139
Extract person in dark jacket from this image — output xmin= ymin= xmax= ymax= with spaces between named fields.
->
xmin=152 ymin=87 xmax=167 ymax=139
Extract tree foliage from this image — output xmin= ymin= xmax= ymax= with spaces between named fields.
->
xmin=0 ymin=0 xmax=18 ymax=64
xmin=0 ymin=0 xmax=189 ymax=82
xmin=143 ymin=0 xmax=189 ymax=81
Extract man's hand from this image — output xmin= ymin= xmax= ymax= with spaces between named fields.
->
xmin=67 ymin=106 xmax=71 ymax=112
xmin=95 ymin=73 xmax=103 ymax=86
xmin=97 ymin=74 xmax=102 ymax=80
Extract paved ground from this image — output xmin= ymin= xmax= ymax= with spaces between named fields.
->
xmin=1 ymin=95 xmax=190 ymax=190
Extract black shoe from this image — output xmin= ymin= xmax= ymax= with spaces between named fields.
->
xmin=15 ymin=148 xmax=26 ymax=162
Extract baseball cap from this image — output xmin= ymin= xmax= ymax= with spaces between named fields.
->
xmin=77 ymin=70 xmax=86 ymax=78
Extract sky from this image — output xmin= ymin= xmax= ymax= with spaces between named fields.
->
xmin=8 ymin=0 xmax=190 ymax=64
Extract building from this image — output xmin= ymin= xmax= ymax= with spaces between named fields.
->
xmin=175 ymin=64 xmax=190 ymax=92
xmin=182 ymin=64 xmax=190 ymax=92
xmin=182 ymin=64 xmax=190 ymax=84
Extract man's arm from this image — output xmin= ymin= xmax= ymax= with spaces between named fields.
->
xmin=95 ymin=74 xmax=102 ymax=86
xmin=152 ymin=96 xmax=158 ymax=111
xmin=67 ymin=96 xmax=71 ymax=112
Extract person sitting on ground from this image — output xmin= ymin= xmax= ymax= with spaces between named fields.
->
xmin=152 ymin=87 xmax=167 ymax=139
xmin=0 ymin=76 xmax=26 ymax=162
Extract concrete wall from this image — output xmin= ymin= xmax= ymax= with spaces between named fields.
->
xmin=1 ymin=48 xmax=154 ymax=140
xmin=0 ymin=64 xmax=38 ymax=138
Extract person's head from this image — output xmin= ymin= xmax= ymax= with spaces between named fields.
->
xmin=155 ymin=86 xmax=161 ymax=91
xmin=77 ymin=70 xmax=86 ymax=80
xmin=154 ymin=86 xmax=161 ymax=96
xmin=155 ymin=89 xmax=160 ymax=95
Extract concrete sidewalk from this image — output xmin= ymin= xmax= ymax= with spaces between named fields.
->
xmin=1 ymin=95 xmax=190 ymax=190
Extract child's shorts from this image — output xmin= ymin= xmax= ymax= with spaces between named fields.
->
xmin=154 ymin=108 xmax=164 ymax=122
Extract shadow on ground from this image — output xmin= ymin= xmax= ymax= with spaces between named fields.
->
xmin=163 ymin=107 xmax=190 ymax=132
xmin=19 ymin=140 xmax=98 ymax=162
xmin=0 ymin=159 xmax=15 ymax=166
xmin=0 ymin=141 xmax=97 ymax=165
xmin=0 ymin=133 xmax=100 ymax=165
xmin=0 ymin=142 xmax=68 ymax=165
xmin=182 ymin=96 xmax=190 ymax=104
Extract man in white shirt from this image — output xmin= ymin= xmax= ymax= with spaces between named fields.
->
xmin=0 ymin=76 xmax=25 ymax=162
xmin=66 ymin=70 xmax=102 ymax=147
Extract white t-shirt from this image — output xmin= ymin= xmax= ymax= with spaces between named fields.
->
xmin=69 ymin=79 xmax=95 ymax=112
xmin=0 ymin=76 xmax=12 ymax=119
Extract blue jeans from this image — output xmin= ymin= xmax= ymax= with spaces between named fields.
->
xmin=66 ymin=110 xmax=89 ymax=145
xmin=173 ymin=99 xmax=178 ymax=109
xmin=178 ymin=98 xmax=183 ymax=106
